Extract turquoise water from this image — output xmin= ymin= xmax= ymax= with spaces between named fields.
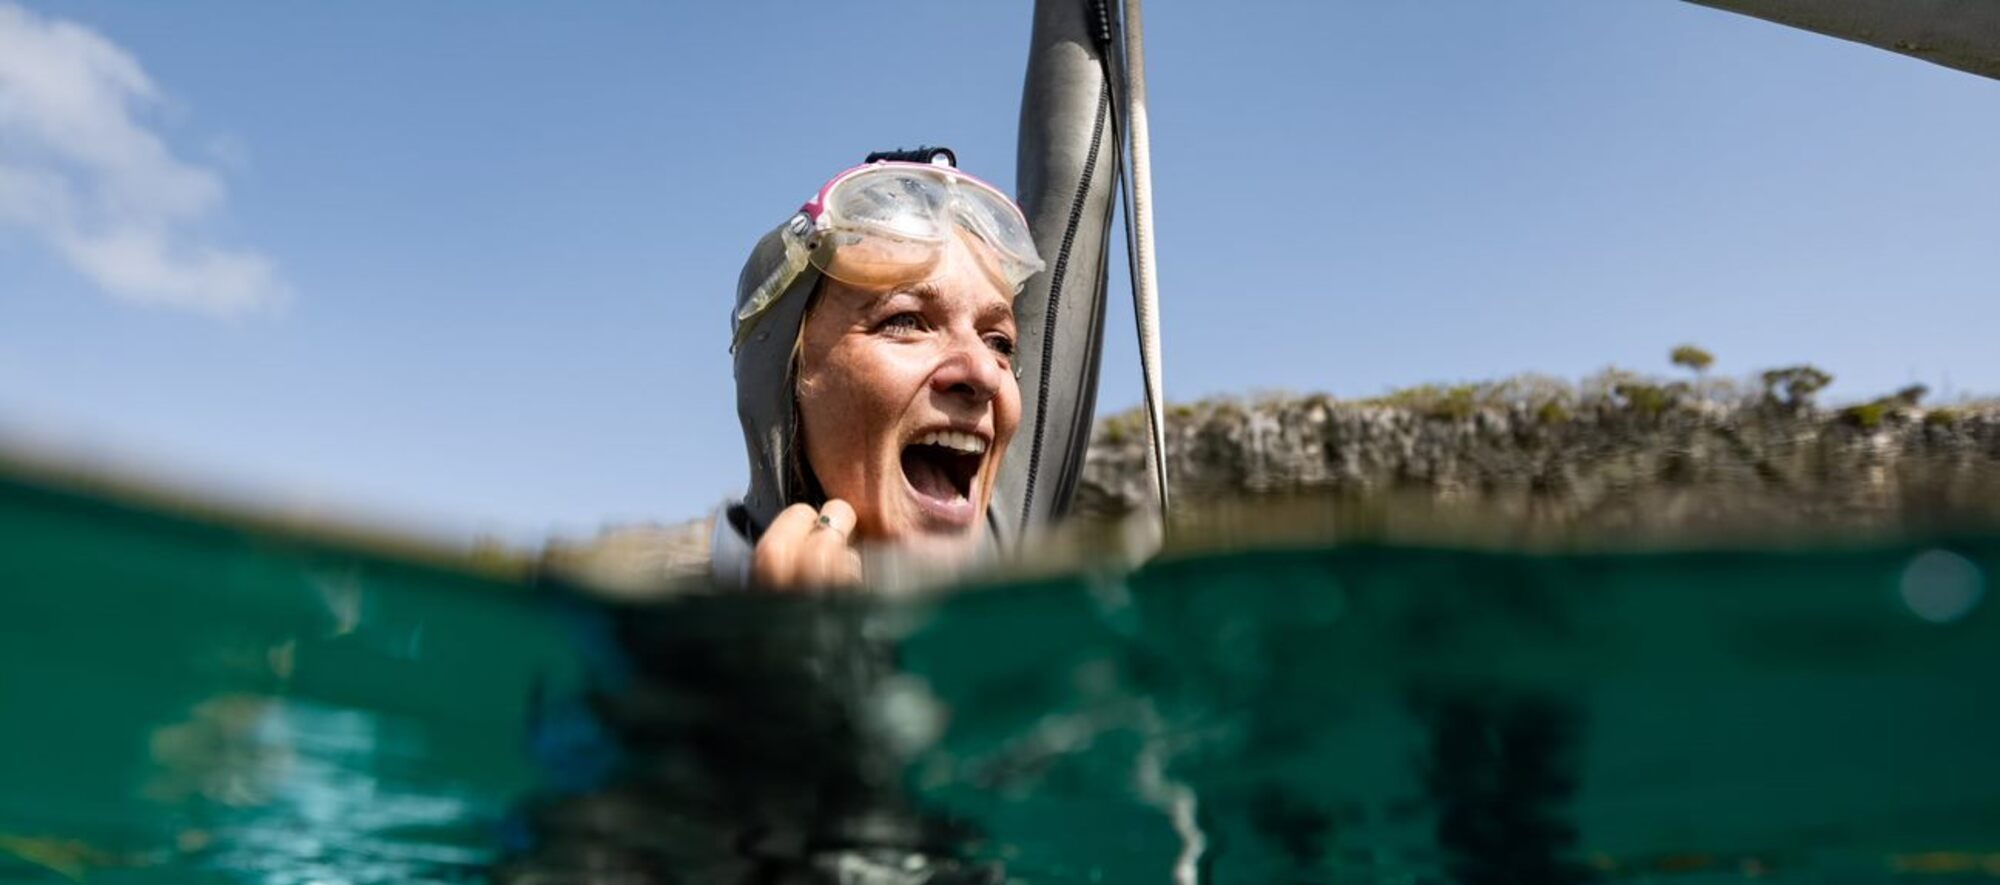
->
xmin=3 ymin=468 xmax=1999 ymax=882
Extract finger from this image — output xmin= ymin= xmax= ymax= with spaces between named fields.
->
xmin=767 ymin=502 xmax=821 ymax=544
xmin=799 ymin=535 xmax=849 ymax=588
xmin=840 ymin=548 xmax=864 ymax=584
xmin=802 ymin=502 xmax=861 ymax=588
xmin=808 ymin=545 xmax=861 ymax=588
xmin=814 ymin=499 xmax=857 ymax=539
xmin=752 ymin=503 xmax=820 ymax=588
xmin=796 ymin=532 xmax=860 ymax=588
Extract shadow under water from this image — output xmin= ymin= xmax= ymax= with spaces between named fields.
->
xmin=4 ymin=467 xmax=2000 ymax=883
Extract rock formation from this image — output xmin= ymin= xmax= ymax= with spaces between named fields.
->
xmin=1078 ymin=386 xmax=2000 ymax=543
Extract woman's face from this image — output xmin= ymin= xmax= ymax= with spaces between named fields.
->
xmin=794 ymin=229 xmax=1022 ymax=560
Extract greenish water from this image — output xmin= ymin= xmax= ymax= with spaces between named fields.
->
xmin=3 ymin=469 xmax=1998 ymax=883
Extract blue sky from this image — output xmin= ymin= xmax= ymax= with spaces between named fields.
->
xmin=2 ymin=1 xmax=1996 ymax=540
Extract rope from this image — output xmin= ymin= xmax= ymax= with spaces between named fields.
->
xmin=1123 ymin=0 xmax=1171 ymax=516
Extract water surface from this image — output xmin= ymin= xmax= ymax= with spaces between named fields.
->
xmin=3 ymin=469 xmax=1997 ymax=882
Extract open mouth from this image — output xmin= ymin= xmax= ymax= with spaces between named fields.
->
xmin=900 ymin=429 xmax=987 ymax=526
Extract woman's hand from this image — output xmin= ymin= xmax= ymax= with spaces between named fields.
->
xmin=750 ymin=499 xmax=863 ymax=590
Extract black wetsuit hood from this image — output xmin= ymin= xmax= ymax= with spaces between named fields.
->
xmin=729 ymin=222 xmax=823 ymax=539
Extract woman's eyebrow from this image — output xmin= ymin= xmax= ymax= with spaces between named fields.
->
xmin=853 ymin=284 xmax=918 ymax=313
xmin=977 ymin=299 xmax=1016 ymax=328
xmin=861 ymin=283 xmax=941 ymax=313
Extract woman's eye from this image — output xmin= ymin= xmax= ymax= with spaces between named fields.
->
xmin=986 ymin=334 xmax=1017 ymax=358
xmin=878 ymin=312 xmax=924 ymax=334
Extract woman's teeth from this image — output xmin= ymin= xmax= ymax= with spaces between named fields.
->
xmin=912 ymin=430 xmax=987 ymax=454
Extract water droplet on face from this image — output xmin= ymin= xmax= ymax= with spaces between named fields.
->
xmin=1898 ymin=549 xmax=1985 ymax=624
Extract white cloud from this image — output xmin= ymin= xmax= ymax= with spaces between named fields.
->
xmin=0 ymin=2 xmax=288 ymax=315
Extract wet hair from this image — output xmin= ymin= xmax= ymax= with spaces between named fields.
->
xmin=785 ymin=277 xmax=830 ymax=510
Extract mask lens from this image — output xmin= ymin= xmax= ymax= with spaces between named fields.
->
xmin=827 ymin=171 xmax=949 ymax=242
xmin=812 ymin=229 xmax=943 ymax=287
xmin=953 ymin=185 xmax=1043 ymax=286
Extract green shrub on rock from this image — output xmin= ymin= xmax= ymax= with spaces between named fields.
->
xmin=1924 ymin=408 xmax=1963 ymax=427
xmin=1670 ymin=344 xmax=1715 ymax=376
xmin=1840 ymin=401 xmax=1890 ymax=429
xmin=1760 ymin=365 xmax=1834 ymax=409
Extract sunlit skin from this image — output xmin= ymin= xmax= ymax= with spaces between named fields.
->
xmin=751 ymin=229 xmax=1021 ymax=588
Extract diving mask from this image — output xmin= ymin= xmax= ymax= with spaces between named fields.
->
xmin=734 ymin=161 xmax=1044 ymax=347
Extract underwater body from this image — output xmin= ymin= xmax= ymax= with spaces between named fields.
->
xmin=5 ymin=462 xmax=1999 ymax=883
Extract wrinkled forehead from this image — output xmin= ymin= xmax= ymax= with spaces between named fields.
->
xmin=937 ymin=226 xmax=1020 ymax=310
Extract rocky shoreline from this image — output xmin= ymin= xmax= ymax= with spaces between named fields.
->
xmin=1078 ymin=385 xmax=2000 ymax=542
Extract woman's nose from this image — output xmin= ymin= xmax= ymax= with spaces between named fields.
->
xmin=930 ymin=331 xmax=1007 ymax=404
